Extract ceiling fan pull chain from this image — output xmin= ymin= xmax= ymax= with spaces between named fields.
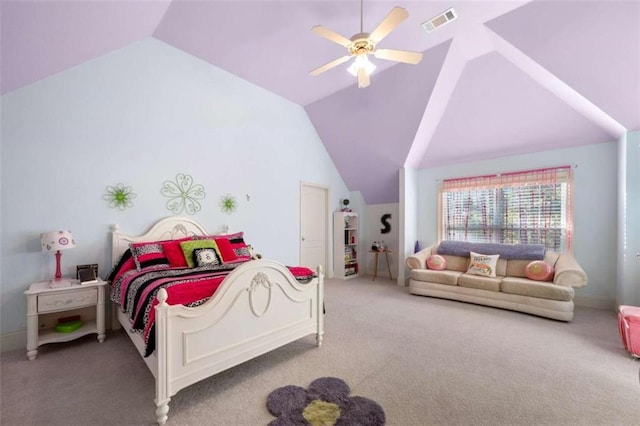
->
xmin=360 ymin=0 xmax=364 ymax=33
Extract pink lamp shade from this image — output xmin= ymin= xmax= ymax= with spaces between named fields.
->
xmin=41 ymin=230 xmax=76 ymax=287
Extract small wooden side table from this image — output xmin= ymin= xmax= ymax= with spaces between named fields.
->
xmin=370 ymin=250 xmax=393 ymax=281
xmin=25 ymin=279 xmax=106 ymax=360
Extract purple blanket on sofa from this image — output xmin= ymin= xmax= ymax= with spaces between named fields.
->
xmin=437 ymin=240 xmax=545 ymax=260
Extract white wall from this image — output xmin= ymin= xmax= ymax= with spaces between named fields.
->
xmin=417 ymin=142 xmax=618 ymax=308
xmin=0 ymin=38 xmax=349 ymax=343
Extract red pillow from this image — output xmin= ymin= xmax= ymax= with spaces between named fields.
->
xmin=525 ymin=260 xmax=554 ymax=282
xmin=227 ymin=232 xmax=251 ymax=261
xmin=214 ymin=237 xmax=239 ymax=263
xmin=161 ymin=237 xmax=194 ymax=268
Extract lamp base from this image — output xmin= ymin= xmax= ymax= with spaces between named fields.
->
xmin=49 ymin=277 xmax=75 ymax=289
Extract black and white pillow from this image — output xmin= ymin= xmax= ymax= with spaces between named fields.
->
xmin=192 ymin=248 xmax=222 ymax=267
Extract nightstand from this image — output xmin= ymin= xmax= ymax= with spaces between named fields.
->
xmin=25 ymin=279 xmax=106 ymax=360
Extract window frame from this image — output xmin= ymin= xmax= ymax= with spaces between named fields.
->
xmin=437 ymin=166 xmax=574 ymax=252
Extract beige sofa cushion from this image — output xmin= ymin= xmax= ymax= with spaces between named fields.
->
xmin=501 ymin=277 xmax=574 ymax=301
xmin=458 ymin=274 xmax=501 ymax=292
xmin=441 ymin=255 xmax=469 ymax=272
xmin=411 ymin=269 xmax=461 ymax=286
xmin=506 ymin=259 xmax=531 ymax=278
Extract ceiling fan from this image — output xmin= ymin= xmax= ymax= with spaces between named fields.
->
xmin=310 ymin=0 xmax=423 ymax=88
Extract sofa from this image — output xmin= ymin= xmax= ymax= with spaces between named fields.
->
xmin=405 ymin=241 xmax=588 ymax=321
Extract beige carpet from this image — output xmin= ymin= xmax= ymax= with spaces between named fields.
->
xmin=1 ymin=276 xmax=639 ymax=426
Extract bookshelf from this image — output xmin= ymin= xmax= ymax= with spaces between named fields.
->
xmin=333 ymin=212 xmax=358 ymax=279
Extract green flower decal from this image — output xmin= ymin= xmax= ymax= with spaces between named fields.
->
xmin=104 ymin=183 xmax=136 ymax=210
xmin=161 ymin=173 xmax=206 ymax=215
xmin=220 ymin=194 xmax=238 ymax=214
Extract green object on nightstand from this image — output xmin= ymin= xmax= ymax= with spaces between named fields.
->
xmin=55 ymin=320 xmax=83 ymax=333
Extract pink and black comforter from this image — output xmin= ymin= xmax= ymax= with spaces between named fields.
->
xmin=108 ymin=250 xmax=315 ymax=357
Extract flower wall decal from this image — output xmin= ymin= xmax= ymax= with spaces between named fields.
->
xmin=220 ymin=194 xmax=238 ymax=215
xmin=104 ymin=183 xmax=136 ymax=210
xmin=161 ymin=173 xmax=206 ymax=215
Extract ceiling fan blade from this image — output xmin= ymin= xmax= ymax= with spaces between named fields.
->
xmin=310 ymin=55 xmax=352 ymax=76
xmin=357 ymin=67 xmax=370 ymax=88
xmin=374 ymin=49 xmax=423 ymax=64
xmin=368 ymin=7 xmax=409 ymax=44
xmin=311 ymin=25 xmax=353 ymax=48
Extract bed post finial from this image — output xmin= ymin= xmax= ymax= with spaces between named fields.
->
xmin=157 ymin=288 xmax=169 ymax=306
xmin=112 ymin=224 xmax=120 ymax=233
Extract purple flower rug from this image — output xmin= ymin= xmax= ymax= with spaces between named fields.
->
xmin=266 ymin=377 xmax=385 ymax=425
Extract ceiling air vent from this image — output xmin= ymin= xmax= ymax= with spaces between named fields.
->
xmin=422 ymin=8 xmax=457 ymax=33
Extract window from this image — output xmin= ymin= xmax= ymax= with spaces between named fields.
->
xmin=439 ymin=166 xmax=573 ymax=252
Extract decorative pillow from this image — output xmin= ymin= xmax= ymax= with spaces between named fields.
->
xmin=213 ymin=237 xmax=239 ymax=263
xmin=161 ymin=237 xmax=195 ymax=268
xmin=227 ymin=232 xmax=251 ymax=261
xmin=130 ymin=242 xmax=170 ymax=271
xmin=426 ymin=254 xmax=447 ymax=270
xmin=525 ymin=260 xmax=555 ymax=282
xmin=467 ymin=251 xmax=499 ymax=278
xmin=192 ymin=248 xmax=223 ymax=267
xmin=107 ymin=248 xmax=136 ymax=282
xmin=180 ymin=239 xmax=221 ymax=268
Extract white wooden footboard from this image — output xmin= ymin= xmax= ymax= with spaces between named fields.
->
xmin=153 ymin=259 xmax=324 ymax=424
xmin=110 ymin=217 xmax=324 ymax=425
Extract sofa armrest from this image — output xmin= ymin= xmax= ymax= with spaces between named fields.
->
xmin=406 ymin=246 xmax=435 ymax=270
xmin=553 ymin=253 xmax=588 ymax=288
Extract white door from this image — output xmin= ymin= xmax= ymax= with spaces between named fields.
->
xmin=300 ymin=183 xmax=328 ymax=275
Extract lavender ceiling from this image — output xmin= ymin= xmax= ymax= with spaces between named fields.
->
xmin=2 ymin=1 xmax=638 ymax=204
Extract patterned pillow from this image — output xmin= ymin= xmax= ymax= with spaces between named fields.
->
xmin=107 ymin=248 xmax=136 ymax=282
xmin=525 ymin=260 xmax=555 ymax=281
xmin=193 ymin=248 xmax=223 ymax=267
xmin=426 ymin=254 xmax=447 ymax=270
xmin=130 ymin=242 xmax=170 ymax=271
xmin=180 ymin=239 xmax=221 ymax=268
xmin=466 ymin=251 xmax=499 ymax=278
xmin=227 ymin=232 xmax=251 ymax=261
xmin=196 ymin=232 xmax=251 ymax=262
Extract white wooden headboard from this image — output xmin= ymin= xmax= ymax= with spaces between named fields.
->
xmin=111 ymin=217 xmax=213 ymax=265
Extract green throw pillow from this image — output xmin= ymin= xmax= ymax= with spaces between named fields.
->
xmin=179 ymin=239 xmax=220 ymax=268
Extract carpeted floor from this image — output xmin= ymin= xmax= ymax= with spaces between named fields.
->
xmin=1 ymin=276 xmax=639 ymax=425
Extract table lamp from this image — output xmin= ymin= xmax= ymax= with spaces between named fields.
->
xmin=41 ymin=230 xmax=76 ymax=287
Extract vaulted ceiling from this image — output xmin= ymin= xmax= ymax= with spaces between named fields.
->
xmin=2 ymin=1 xmax=639 ymax=204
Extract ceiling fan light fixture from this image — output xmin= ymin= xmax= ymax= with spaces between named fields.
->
xmin=347 ymin=55 xmax=376 ymax=76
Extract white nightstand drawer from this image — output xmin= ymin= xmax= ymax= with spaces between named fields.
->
xmin=38 ymin=288 xmax=98 ymax=313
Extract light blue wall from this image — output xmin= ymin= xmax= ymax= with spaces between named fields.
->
xmin=0 ymin=38 xmax=349 ymax=337
xmin=617 ymin=131 xmax=640 ymax=306
xmin=399 ymin=167 xmax=418 ymax=284
xmin=417 ymin=142 xmax=618 ymax=306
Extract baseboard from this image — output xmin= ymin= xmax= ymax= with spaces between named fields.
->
xmin=1 ymin=329 xmax=26 ymax=353
xmin=574 ymin=295 xmax=616 ymax=311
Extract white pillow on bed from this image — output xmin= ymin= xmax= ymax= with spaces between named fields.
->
xmin=193 ymin=248 xmax=222 ymax=267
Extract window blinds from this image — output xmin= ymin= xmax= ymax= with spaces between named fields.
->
xmin=440 ymin=166 xmax=573 ymax=251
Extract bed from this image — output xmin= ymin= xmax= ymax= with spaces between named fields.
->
xmin=109 ymin=216 xmax=324 ymax=425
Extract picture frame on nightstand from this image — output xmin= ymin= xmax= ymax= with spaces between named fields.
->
xmin=77 ymin=264 xmax=99 ymax=284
